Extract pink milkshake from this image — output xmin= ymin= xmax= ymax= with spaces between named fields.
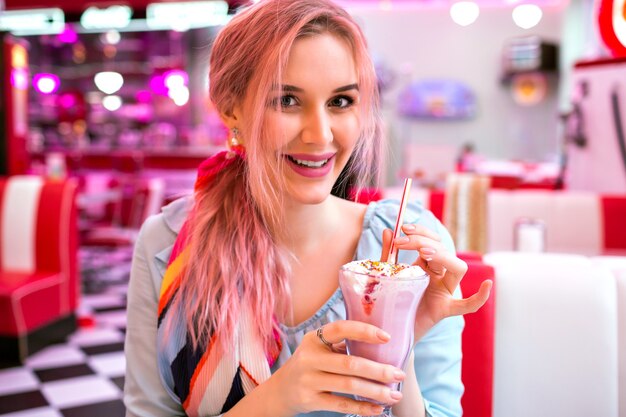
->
xmin=339 ymin=260 xmax=429 ymax=377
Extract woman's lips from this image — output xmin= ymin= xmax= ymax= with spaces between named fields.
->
xmin=284 ymin=153 xmax=336 ymax=178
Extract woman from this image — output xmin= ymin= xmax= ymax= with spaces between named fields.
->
xmin=124 ymin=0 xmax=492 ymax=416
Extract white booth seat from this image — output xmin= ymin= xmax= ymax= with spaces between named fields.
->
xmin=484 ymin=252 xmax=618 ymax=417
xmin=592 ymin=256 xmax=626 ymax=417
xmin=487 ymin=191 xmax=603 ymax=255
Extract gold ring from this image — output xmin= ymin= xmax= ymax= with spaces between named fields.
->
xmin=316 ymin=326 xmax=333 ymax=348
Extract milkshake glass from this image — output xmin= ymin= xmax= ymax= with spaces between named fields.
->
xmin=339 ymin=260 xmax=429 ymax=417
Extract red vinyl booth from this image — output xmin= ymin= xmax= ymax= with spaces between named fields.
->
xmin=0 ymin=176 xmax=79 ymax=364
xmin=80 ymin=176 xmax=164 ymax=247
xmin=458 ymin=254 xmax=496 ymax=417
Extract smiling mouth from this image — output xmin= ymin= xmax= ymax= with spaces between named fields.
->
xmin=285 ymin=155 xmax=332 ymax=168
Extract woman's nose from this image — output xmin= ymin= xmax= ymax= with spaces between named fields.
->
xmin=301 ymin=107 xmax=333 ymax=145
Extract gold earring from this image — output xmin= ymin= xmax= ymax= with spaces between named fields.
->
xmin=229 ymin=128 xmax=241 ymax=148
xmin=225 ymin=127 xmax=245 ymax=159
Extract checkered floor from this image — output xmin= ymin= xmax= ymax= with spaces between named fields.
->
xmin=0 ymin=278 xmax=129 ymax=417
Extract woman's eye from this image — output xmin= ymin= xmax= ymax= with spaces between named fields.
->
xmin=329 ymin=96 xmax=354 ymax=108
xmin=267 ymin=95 xmax=298 ymax=109
xmin=280 ymin=95 xmax=297 ymax=107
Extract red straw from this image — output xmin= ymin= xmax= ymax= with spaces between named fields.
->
xmin=387 ymin=178 xmax=412 ymax=264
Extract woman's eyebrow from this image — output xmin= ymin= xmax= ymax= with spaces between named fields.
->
xmin=277 ymin=83 xmax=359 ymax=93
xmin=332 ymin=83 xmax=359 ymax=93
xmin=280 ymin=84 xmax=304 ymax=92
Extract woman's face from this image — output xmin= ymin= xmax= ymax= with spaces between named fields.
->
xmin=265 ymin=32 xmax=361 ymax=205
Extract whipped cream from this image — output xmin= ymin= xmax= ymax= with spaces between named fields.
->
xmin=342 ymin=260 xmax=426 ymax=278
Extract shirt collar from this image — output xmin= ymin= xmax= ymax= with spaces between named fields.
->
xmin=153 ymin=195 xmax=193 ymax=274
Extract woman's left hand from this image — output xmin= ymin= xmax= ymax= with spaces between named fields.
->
xmin=380 ymin=224 xmax=492 ymax=341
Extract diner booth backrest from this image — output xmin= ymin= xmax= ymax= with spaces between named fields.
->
xmin=484 ymin=252 xmax=618 ymax=417
xmin=0 ymin=175 xmax=79 ymax=363
xmin=382 ymin=186 xmax=626 ymax=255
xmin=81 ymin=177 xmax=165 ymax=247
xmin=487 ymin=190 xmax=603 ymax=254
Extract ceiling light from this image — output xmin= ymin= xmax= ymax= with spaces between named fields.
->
xmin=104 ymin=30 xmax=121 ymax=45
xmin=168 ymin=86 xmax=189 ymax=106
xmin=103 ymin=95 xmax=123 ymax=111
xmin=512 ymin=4 xmax=543 ymax=29
xmin=450 ymin=1 xmax=480 ymax=27
xmin=164 ymin=70 xmax=188 ymax=90
xmin=94 ymin=71 xmax=124 ymax=95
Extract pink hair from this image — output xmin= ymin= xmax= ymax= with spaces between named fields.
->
xmin=170 ymin=0 xmax=384 ymax=353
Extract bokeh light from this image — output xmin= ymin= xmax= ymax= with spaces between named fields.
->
xmin=33 ymin=73 xmax=60 ymax=94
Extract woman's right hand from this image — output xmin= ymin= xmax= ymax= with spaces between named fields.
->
xmin=265 ymin=320 xmax=406 ymax=416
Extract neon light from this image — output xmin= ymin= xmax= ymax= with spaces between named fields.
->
xmin=0 ymin=8 xmax=65 ymax=35
xmin=58 ymin=25 xmax=78 ymax=44
xmin=149 ymin=74 xmax=168 ymax=95
xmin=136 ymin=90 xmax=152 ymax=103
xmin=10 ymin=69 xmax=29 ymax=90
xmin=11 ymin=44 xmax=28 ymax=69
xmin=59 ymin=93 xmax=77 ymax=109
xmin=33 ymin=73 xmax=60 ymax=94
xmin=146 ymin=1 xmax=229 ymax=30
xmin=81 ymin=5 xmax=133 ymax=30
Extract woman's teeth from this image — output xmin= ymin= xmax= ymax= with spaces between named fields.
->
xmin=287 ymin=156 xmax=330 ymax=168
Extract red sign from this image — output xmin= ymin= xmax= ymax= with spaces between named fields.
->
xmin=598 ymin=0 xmax=626 ymax=57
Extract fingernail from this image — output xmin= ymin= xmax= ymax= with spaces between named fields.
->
xmin=420 ymin=247 xmax=436 ymax=255
xmin=377 ymin=329 xmax=391 ymax=341
xmin=402 ymin=224 xmax=416 ymax=231
xmin=390 ymin=390 xmax=403 ymax=400
xmin=395 ymin=236 xmax=409 ymax=244
xmin=393 ymin=370 xmax=406 ymax=381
